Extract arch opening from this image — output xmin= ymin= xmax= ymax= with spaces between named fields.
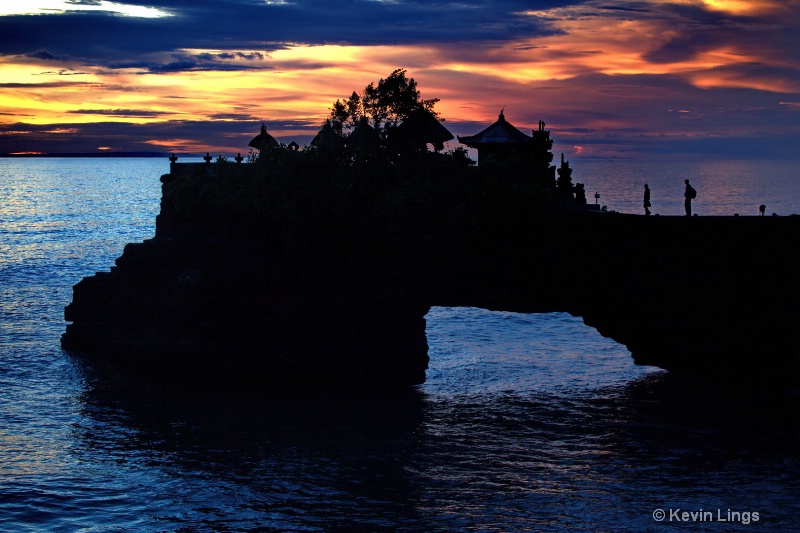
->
xmin=423 ymin=306 xmax=661 ymax=394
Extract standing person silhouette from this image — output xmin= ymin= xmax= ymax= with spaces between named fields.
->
xmin=684 ymin=179 xmax=696 ymax=216
xmin=643 ymin=184 xmax=651 ymax=215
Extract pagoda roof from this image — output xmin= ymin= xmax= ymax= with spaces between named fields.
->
xmin=310 ymin=120 xmax=338 ymax=147
xmin=457 ymin=111 xmax=530 ymax=147
xmin=348 ymin=116 xmax=379 ymax=143
xmin=395 ymin=108 xmax=454 ymax=145
xmin=248 ymin=123 xmax=279 ymax=150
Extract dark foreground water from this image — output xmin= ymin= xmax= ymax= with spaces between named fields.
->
xmin=1 ymin=158 xmax=799 ymax=531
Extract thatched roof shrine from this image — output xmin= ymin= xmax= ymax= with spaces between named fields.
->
xmin=457 ymin=111 xmax=531 ymax=164
xmin=394 ymin=108 xmax=454 ymax=151
xmin=248 ymin=123 xmax=280 ymax=151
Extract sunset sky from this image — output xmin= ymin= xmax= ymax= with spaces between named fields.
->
xmin=0 ymin=0 xmax=798 ymax=160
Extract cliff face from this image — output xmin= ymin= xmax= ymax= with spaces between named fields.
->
xmin=62 ymin=161 xmax=800 ymax=386
xmin=438 ymin=213 xmax=800 ymax=383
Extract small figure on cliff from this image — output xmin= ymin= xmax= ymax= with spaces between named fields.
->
xmin=643 ymin=184 xmax=651 ymax=215
xmin=684 ymin=179 xmax=696 ymax=216
xmin=759 ymin=204 xmax=766 ymax=216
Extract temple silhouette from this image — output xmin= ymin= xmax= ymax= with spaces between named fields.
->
xmin=63 ymin=107 xmax=800 ymax=388
xmin=248 ymin=123 xmax=280 ymax=152
xmin=457 ymin=110 xmax=532 ymax=164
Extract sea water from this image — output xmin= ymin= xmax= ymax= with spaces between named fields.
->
xmin=576 ymin=159 xmax=800 ymax=217
xmin=1 ymin=157 xmax=799 ymax=532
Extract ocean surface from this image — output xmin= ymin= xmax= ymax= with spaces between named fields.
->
xmin=1 ymin=157 xmax=799 ymax=532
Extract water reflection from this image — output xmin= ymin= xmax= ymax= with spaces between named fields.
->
xmin=75 ymin=373 xmax=428 ymax=530
xmin=617 ymin=372 xmax=800 ymax=463
xmin=67 ymin=304 xmax=800 ymax=530
xmin=72 ymin=362 xmax=800 ymax=531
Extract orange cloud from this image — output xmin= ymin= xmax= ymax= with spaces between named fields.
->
xmin=699 ymin=0 xmax=787 ymax=16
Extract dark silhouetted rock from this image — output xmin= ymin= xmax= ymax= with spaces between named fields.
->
xmin=62 ymin=158 xmax=800 ymax=388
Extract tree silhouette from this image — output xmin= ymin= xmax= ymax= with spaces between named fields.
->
xmin=329 ymin=69 xmax=439 ymax=137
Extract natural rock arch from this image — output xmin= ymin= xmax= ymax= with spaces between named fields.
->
xmin=63 ymin=167 xmax=800 ymax=387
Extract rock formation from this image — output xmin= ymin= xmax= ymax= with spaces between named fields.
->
xmin=63 ymin=156 xmax=800 ymax=387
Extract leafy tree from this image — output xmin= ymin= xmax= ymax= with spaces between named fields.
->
xmin=328 ymin=69 xmax=439 ymax=135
